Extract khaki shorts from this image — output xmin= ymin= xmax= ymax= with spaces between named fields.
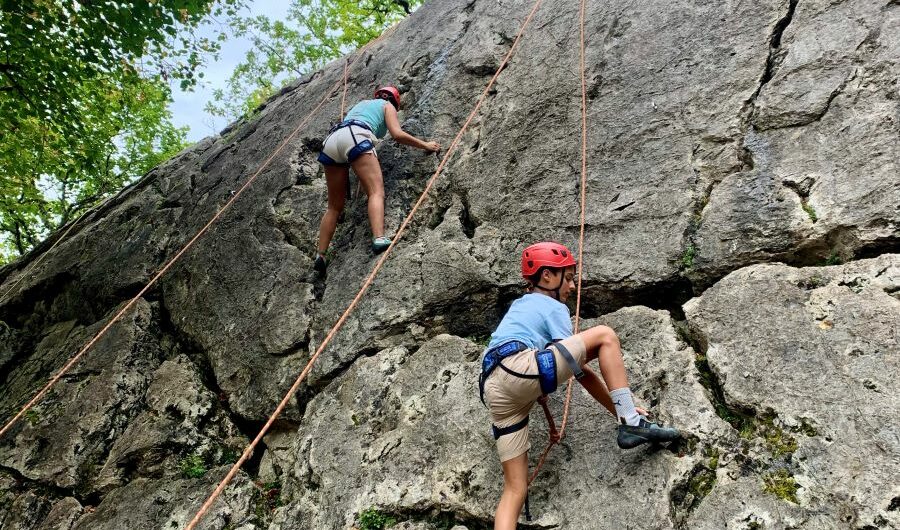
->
xmin=482 ymin=335 xmax=587 ymax=462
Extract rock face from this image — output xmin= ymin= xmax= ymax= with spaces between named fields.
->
xmin=683 ymin=255 xmax=900 ymax=530
xmin=0 ymin=0 xmax=897 ymax=529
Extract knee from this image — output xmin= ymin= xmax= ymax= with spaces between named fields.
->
xmin=502 ymin=481 xmax=528 ymax=502
xmin=326 ymin=200 xmax=345 ymax=214
xmin=586 ymin=325 xmax=620 ymax=349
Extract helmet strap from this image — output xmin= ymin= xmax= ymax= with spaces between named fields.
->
xmin=533 ymin=270 xmax=564 ymax=300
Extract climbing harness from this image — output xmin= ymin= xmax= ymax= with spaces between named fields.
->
xmin=479 ymin=340 xmax=533 ymax=405
xmin=535 ymin=341 xmax=585 ymax=394
xmin=479 ymin=340 xmax=584 ymax=443
xmin=185 ymin=1 xmax=546 ymax=527
xmin=317 ymin=119 xmax=377 ymax=166
xmin=479 ymin=341 xmax=584 ymax=403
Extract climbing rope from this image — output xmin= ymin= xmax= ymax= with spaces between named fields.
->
xmin=340 ymin=57 xmax=350 ymax=116
xmin=0 ymin=21 xmax=405 ymax=443
xmin=0 ymin=41 xmax=387 ymax=440
xmin=184 ymin=1 xmax=545 ymax=527
xmin=0 ymin=212 xmax=85 ymax=307
xmin=528 ymin=0 xmax=589 ymax=486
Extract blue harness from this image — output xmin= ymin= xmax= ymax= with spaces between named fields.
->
xmin=479 ymin=340 xmax=585 ymax=439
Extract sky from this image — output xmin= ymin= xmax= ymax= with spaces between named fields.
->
xmin=168 ymin=0 xmax=293 ymax=143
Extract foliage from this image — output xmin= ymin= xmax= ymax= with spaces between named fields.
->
xmin=465 ymin=335 xmax=491 ymax=347
xmin=0 ymin=76 xmax=188 ymax=261
xmin=207 ymin=0 xmax=422 ymax=120
xmin=802 ymin=202 xmax=817 ymax=222
xmin=23 ymin=409 xmax=40 ymax=425
xmin=705 ymin=446 xmax=720 ymax=469
xmin=680 ymin=244 xmax=696 ymax=269
xmin=179 ymin=453 xmax=208 ymax=478
xmin=0 ymin=0 xmax=242 ymax=262
xmin=358 ymin=507 xmax=397 ymax=530
xmin=763 ymin=469 xmax=799 ymax=503
xmin=252 ymin=481 xmax=282 ymax=523
xmin=823 ymin=252 xmax=843 ymax=266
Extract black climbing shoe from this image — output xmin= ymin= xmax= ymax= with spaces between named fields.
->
xmin=313 ymin=254 xmax=328 ymax=276
xmin=617 ymin=417 xmax=681 ymax=449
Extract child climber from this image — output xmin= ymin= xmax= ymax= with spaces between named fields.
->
xmin=479 ymin=241 xmax=681 ymax=529
xmin=314 ymin=86 xmax=441 ymax=274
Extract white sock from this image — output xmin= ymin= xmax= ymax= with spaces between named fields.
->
xmin=610 ymin=388 xmax=641 ymax=426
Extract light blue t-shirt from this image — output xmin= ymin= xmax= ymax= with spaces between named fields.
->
xmin=344 ymin=99 xmax=389 ymax=139
xmin=486 ymin=293 xmax=573 ymax=352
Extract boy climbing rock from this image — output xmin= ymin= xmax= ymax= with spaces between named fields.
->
xmin=479 ymin=241 xmax=681 ymax=529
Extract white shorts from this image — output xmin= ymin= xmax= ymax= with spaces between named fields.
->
xmin=318 ymin=124 xmax=377 ymax=166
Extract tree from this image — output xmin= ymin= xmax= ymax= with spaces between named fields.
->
xmin=0 ymin=0 xmax=243 ymax=263
xmin=206 ymin=0 xmax=422 ymax=120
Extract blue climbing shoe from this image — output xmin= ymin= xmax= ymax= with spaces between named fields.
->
xmin=372 ymin=237 xmax=392 ymax=254
xmin=617 ymin=417 xmax=681 ymax=449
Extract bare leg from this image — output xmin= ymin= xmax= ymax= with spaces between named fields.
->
xmin=495 ymin=453 xmax=528 ymax=530
xmin=578 ymin=325 xmax=628 ymax=390
xmin=317 ymin=165 xmax=349 ymax=254
xmin=577 ymin=325 xmax=680 ymax=443
xmin=577 ymin=365 xmax=615 ymax=417
xmin=349 ymin=153 xmax=385 ymax=238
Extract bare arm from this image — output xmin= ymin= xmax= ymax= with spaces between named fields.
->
xmin=383 ymin=103 xmax=440 ymax=152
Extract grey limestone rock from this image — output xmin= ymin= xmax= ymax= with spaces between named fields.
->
xmin=0 ymin=0 xmax=897 ymax=527
xmin=684 ymin=255 xmax=900 ymax=529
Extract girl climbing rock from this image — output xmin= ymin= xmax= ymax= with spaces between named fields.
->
xmin=314 ymin=86 xmax=440 ymax=274
xmin=480 ymin=241 xmax=681 ymax=529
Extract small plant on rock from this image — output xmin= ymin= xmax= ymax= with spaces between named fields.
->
xmin=802 ymin=203 xmax=818 ymax=222
xmin=179 ymin=453 xmax=208 ymax=479
xmin=681 ymin=244 xmax=696 ymax=269
xmin=823 ymin=252 xmax=843 ymax=266
xmin=24 ymin=410 xmax=40 ymax=425
xmin=763 ymin=469 xmax=799 ymax=504
xmin=358 ymin=507 xmax=397 ymax=530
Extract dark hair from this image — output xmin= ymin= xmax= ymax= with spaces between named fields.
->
xmin=526 ymin=266 xmax=560 ymax=289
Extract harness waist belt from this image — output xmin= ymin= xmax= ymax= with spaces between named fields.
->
xmin=329 ymin=119 xmax=373 ymax=134
xmin=479 ymin=340 xmax=530 ymax=405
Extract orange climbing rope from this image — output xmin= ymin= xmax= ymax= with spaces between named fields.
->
xmin=0 ymin=39 xmax=393 ymax=441
xmin=0 ymin=22 xmax=404 ymax=443
xmin=340 ymin=57 xmax=350 ymax=116
xmin=0 ymin=208 xmax=92 ymax=306
xmin=528 ymin=0 xmax=589 ymax=486
xmin=183 ymin=1 xmax=545 ymax=527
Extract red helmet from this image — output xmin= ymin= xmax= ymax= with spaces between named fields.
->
xmin=374 ymin=86 xmax=400 ymax=108
xmin=521 ymin=242 xmax=577 ymax=279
